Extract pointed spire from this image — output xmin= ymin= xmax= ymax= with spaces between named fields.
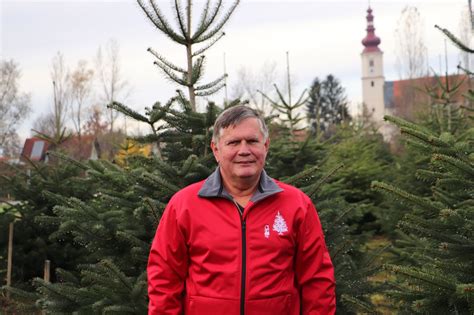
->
xmin=362 ymin=6 xmax=381 ymax=53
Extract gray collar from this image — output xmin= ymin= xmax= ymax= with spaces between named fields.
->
xmin=198 ymin=167 xmax=283 ymax=203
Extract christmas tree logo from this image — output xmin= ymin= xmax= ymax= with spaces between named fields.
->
xmin=272 ymin=211 xmax=288 ymax=235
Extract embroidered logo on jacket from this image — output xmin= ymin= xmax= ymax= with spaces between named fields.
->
xmin=272 ymin=211 xmax=288 ymax=235
xmin=264 ymin=224 xmax=270 ymax=239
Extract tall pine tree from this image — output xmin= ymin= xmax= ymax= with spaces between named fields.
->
xmin=372 ymin=112 xmax=473 ymax=313
xmin=370 ymin=23 xmax=474 ymax=312
xmin=306 ymin=74 xmax=351 ymax=137
xmin=137 ymin=0 xmax=239 ymax=110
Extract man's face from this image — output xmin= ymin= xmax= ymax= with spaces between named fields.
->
xmin=211 ymin=117 xmax=269 ymax=185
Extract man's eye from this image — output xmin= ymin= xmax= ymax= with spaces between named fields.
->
xmin=228 ymin=141 xmax=239 ymax=145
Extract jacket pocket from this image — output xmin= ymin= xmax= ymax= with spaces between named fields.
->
xmin=186 ymin=295 xmax=240 ymax=315
xmin=246 ymin=294 xmax=292 ymax=315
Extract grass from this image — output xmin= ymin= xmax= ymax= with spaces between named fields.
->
xmin=364 ymin=235 xmax=399 ymax=314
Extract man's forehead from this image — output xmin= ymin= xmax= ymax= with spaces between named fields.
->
xmin=221 ymin=123 xmax=262 ymax=135
xmin=222 ymin=117 xmax=259 ymax=129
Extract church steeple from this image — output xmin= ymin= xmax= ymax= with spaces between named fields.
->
xmin=361 ymin=5 xmax=385 ymax=125
xmin=360 ymin=5 xmax=394 ymax=141
xmin=362 ymin=7 xmax=381 ymax=53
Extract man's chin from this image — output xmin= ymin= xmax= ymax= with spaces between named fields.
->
xmin=235 ymin=170 xmax=260 ymax=180
xmin=237 ymin=174 xmax=254 ymax=179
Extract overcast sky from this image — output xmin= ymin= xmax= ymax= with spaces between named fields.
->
xmin=1 ymin=0 xmax=470 ymax=141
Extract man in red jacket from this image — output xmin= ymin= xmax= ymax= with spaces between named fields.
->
xmin=148 ymin=105 xmax=335 ymax=314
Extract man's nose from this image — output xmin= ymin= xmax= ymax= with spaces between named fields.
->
xmin=237 ymin=141 xmax=251 ymax=154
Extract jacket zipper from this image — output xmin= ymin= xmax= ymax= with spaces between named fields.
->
xmin=234 ymin=202 xmax=247 ymax=315
xmin=240 ymin=219 xmax=246 ymax=315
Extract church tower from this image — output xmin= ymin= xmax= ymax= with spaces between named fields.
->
xmin=361 ymin=6 xmax=385 ymax=122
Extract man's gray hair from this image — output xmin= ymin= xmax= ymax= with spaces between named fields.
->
xmin=212 ymin=105 xmax=269 ymax=143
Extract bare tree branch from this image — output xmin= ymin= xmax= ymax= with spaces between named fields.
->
xmin=95 ymin=39 xmax=131 ymax=132
xmin=395 ymin=6 xmax=428 ymax=79
xmin=70 ymin=60 xmax=94 ymax=138
xmin=0 ymin=59 xmax=31 ymax=157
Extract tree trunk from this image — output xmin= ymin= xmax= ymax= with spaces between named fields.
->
xmin=186 ymin=1 xmax=196 ymax=111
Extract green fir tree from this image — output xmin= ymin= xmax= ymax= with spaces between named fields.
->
xmin=306 ymin=75 xmax=351 ymax=138
xmin=0 ymin=158 xmax=93 ymax=313
xmin=258 ymin=52 xmax=309 ymax=135
xmin=372 ymin=112 xmax=474 ymax=313
xmin=137 ymin=0 xmax=239 ymax=110
xmin=371 ymin=23 xmax=474 ymax=310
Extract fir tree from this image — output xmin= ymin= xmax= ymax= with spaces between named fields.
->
xmin=306 ymin=77 xmax=323 ymax=137
xmin=0 ymin=158 xmax=92 ymax=313
xmin=137 ymin=0 xmax=239 ymax=111
xmin=306 ymin=74 xmax=351 ymax=137
xmin=258 ymin=52 xmax=308 ymax=135
xmin=370 ymin=31 xmax=474 ymax=308
xmin=323 ymin=75 xmax=350 ymax=125
xmin=369 ymin=23 xmax=474 ymax=308
xmin=265 ymin=132 xmax=326 ymax=179
xmin=318 ymin=127 xmax=395 ymax=235
xmin=370 ymin=23 xmax=474 ymax=308
xmin=372 ymin=112 xmax=474 ymax=313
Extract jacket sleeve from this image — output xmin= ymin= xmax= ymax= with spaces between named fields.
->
xmin=295 ymin=200 xmax=336 ymax=315
xmin=148 ymin=201 xmax=188 ymax=315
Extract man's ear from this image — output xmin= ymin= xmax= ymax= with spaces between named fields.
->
xmin=264 ymin=138 xmax=270 ymax=152
xmin=210 ymin=140 xmax=217 ymax=153
xmin=210 ymin=141 xmax=219 ymax=162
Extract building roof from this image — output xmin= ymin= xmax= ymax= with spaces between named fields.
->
xmin=384 ymin=74 xmax=470 ymax=119
xmin=361 ymin=7 xmax=381 ymax=53
xmin=20 ymin=132 xmax=126 ymax=164
xmin=20 ymin=137 xmax=49 ymax=162
xmin=20 ymin=135 xmax=98 ymax=163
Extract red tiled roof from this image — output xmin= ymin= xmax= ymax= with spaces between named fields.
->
xmin=20 ymin=135 xmax=97 ymax=163
xmin=20 ymin=137 xmax=49 ymax=162
xmin=20 ymin=132 xmax=125 ymax=163
xmin=385 ymin=74 xmax=470 ymax=120
xmin=392 ymin=74 xmax=468 ymax=100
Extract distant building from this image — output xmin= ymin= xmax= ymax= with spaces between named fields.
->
xmin=384 ymin=74 xmax=470 ymax=121
xmin=20 ymin=133 xmax=125 ymax=164
xmin=20 ymin=137 xmax=50 ymax=162
xmin=361 ymin=6 xmax=385 ymax=123
xmin=360 ymin=6 xmax=470 ymax=141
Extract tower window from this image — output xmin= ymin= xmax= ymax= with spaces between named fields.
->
xmin=371 ymin=81 xmax=374 ymax=87
xmin=369 ymin=59 xmax=374 ymax=67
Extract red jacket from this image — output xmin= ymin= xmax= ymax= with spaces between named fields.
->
xmin=148 ymin=169 xmax=335 ymax=315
